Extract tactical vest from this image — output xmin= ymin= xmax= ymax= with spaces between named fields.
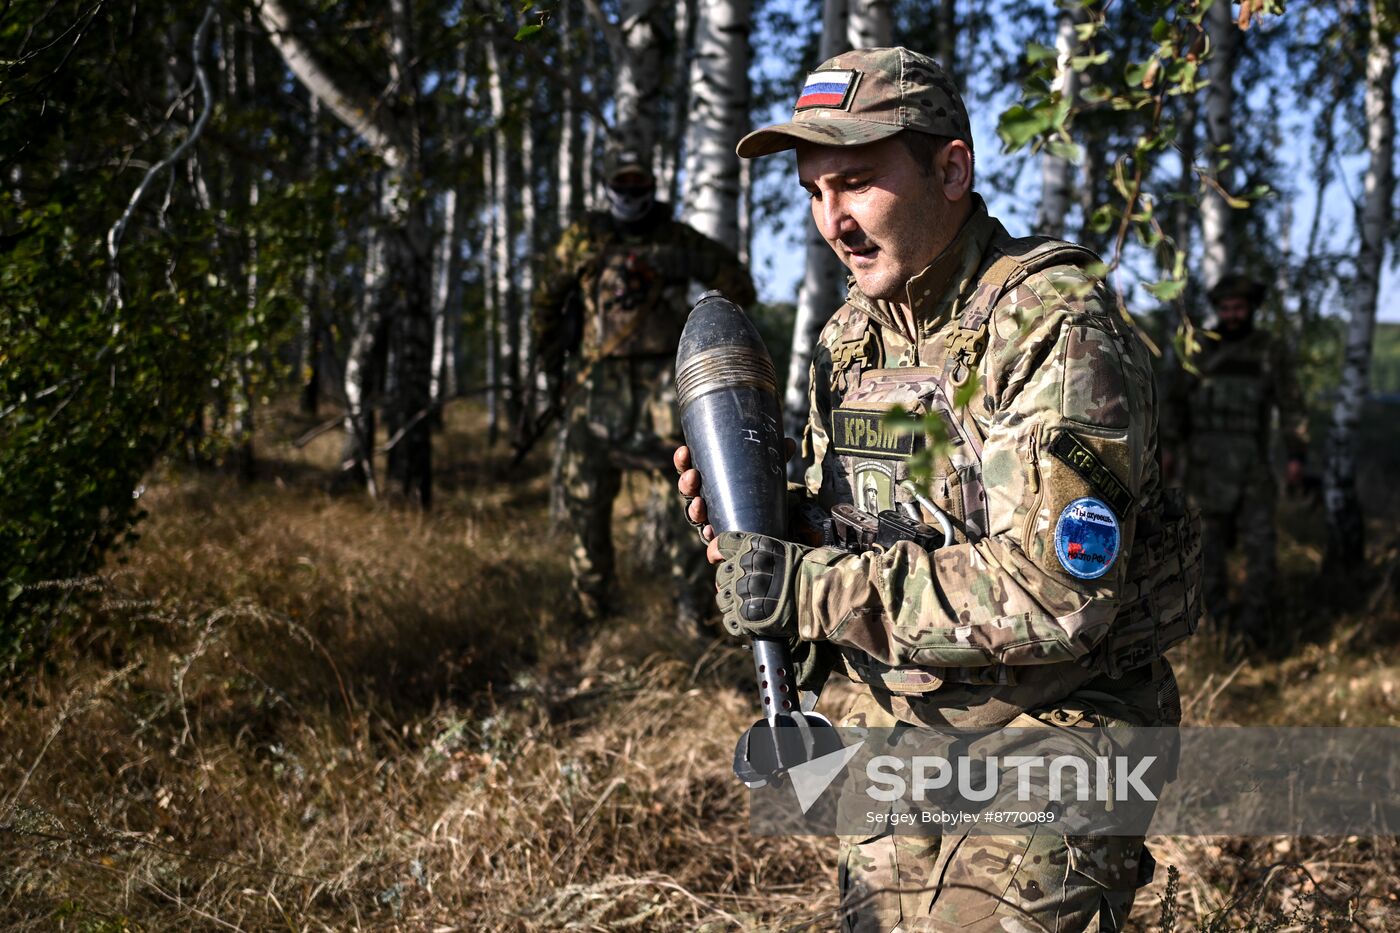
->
xmin=578 ymin=216 xmax=686 ymax=360
xmin=1188 ymin=336 xmax=1272 ymax=444
xmin=823 ymin=235 xmax=1202 ymax=694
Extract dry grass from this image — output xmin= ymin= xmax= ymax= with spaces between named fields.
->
xmin=2 ymin=400 xmax=1398 ymax=930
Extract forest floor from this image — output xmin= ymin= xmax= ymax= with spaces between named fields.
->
xmin=2 ymin=399 xmax=1399 ymax=931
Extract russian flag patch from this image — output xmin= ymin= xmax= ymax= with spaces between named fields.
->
xmin=795 ymin=69 xmax=859 ymax=111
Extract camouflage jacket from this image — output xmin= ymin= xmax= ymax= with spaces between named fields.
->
xmin=532 ymin=202 xmax=756 ymax=368
xmin=792 ymin=199 xmax=1199 ymax=711
xmin=1162 ymin=326 xmax=1309 ymax=482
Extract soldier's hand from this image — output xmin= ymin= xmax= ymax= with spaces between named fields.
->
xmin=677 ymin=440 xmax=800 ymax=565
xmin=714 ymin=532 xmax=808 ymax=639
xmin=675 ymin=445 xmax=718 ymax=559
xmin=1286 ymin=457 xmax=1305 ymax=491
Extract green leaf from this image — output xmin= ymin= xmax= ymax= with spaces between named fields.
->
xmin=996 ymin=104 xmax=1052 ymax=152
xmin=1152 ymin=17 xmax=1172 ymax=42
xmin=1145 ymin=278 xmax=1187 ymax=301
xmin=1082 ymin=83 xmax=1113 ymax=103
xmin=882 ymin=408 xmax=922 ymax=433
xmin=953 ymin=370 xmax=982 ymax=411
xmin=1026 ymin=41 xmax=1057 ymax=65
xmin=1046 ymin=139 xmax=1083 ymax=164
xmin=1069 ymin=51 xmax=1110 ymax=71
xmin=1124 ymin=59 xmax=1154 ymax=87
xmin=1089 ymin=205 xmax=1116 ymax=235
xmin=514 ymin=23 xmax=543 ymax=41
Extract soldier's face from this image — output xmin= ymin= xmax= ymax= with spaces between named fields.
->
xmin=1215 ymin=296 xmax=1253 ymax=334
xmin=797 ymin=135 xmax=968 ymax=303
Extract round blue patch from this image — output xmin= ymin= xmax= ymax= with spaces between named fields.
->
xmin=1053 ymin=497 xmax=1120 ymax=580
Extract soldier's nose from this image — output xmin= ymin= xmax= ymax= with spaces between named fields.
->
xmin=813 ymin=192 xmax=853 ymax=241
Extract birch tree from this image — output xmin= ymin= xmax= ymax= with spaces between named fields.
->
xmin=1035 ymin=3 xmax=1085 ymax=238
xmin=1200 ymin=0 xmax=1240 ymax=289
xmin=257 ymin=0 xmax=435 ymax=506
xmin=431 ymin=63 xmax=469 ymax=416
xmin=783 ymin=0 xmax=892 ymax=480
xmin=556 ymin=0 xmax=584 ymax=231
xmin=681 ymin=0 xmax=752 ymax=251
xmin=1324 ymin=0 xmax=1395 ymax=568
xmin=485 ymin=36 xmax=520 ymax=435
xmin=586 ymin=0 xmax=667 ymax=154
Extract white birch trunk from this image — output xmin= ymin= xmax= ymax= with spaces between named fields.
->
xmin=483 ymin=139 xmax=500 ymax=442
xmin=1200 ymin=0 xmax=1238 ymax=290
xmin=1324 ymin=1 xmax=1394 ymax=567
xmin=681 ymin=0 xmax=751 ymax=252
xmin=486 ymin=39 xmax=519 ymax=428
xmin=783 ymin=0 xmax=891 ymax=479
xmin=431 ymin=60 xmax=469 ymax=412
xmin=259 ymin=0 xmax=432 ymax=504
xmin=582 ymin=17 xmax=600 ymax=212
xmin=846 ymin=0 xmax=893 ymax=49
xmin=659 ymin=0 xmax=692 ymax=204
xmin=256 ymin=0 xmax=405 ymax=169
xmin=343 ymin=210 xmax=383 ymax=496
xmin=557 ymin=0 xmax=583 ymax=230
xmin=520 ymin=108 xmax=537 ymax=378
xmin=588 ymin=0 xmax=665 ymax=155
xmin=1035 ymin=4 xmax=1082 ymax=238
xmin=431 ymin=188 xmax=458 ymax=412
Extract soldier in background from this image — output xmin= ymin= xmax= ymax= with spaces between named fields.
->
xmin=533 ymin=147 xmax=755 ymax=632
xmin=1163 ymin=273 xmax=1309 ymax=641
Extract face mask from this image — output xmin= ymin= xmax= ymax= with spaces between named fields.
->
xmin=607 ymin=184 xmax=654 ymax=223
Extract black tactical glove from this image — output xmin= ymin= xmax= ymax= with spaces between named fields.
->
xmin=714 ymin=532 xmax=809 ymax=639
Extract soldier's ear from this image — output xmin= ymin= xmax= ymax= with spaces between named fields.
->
xmin=937 ymin=141 xmax=973 ymax=203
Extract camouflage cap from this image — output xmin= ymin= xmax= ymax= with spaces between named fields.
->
xmin=1207 ymin=273 xmax=1267 ymax=308
xmin=737 ymin=47 xmax=971 ymax=159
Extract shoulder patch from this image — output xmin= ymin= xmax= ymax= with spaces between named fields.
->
xmin=1054 ymin=497 xmax=1120 ymax=580
xmin=1047 ymin=431 xmax=1134 ymax=516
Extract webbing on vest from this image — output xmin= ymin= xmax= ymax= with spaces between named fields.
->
xmin=942 ymin=238 xmax=1101 ymax=385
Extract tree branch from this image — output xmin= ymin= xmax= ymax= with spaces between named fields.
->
xmin=105 ymin=0 xmax=216 ymax=311
xmin=253 ymin=0 xmax=406 ymax=168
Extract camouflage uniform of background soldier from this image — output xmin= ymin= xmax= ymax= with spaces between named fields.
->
xmin=679 ymin=49 xmax=1202 ymax=931
xmin=534 ymin=148 xmax=756 ymax=630
xmin=1161 ymin=274 xmax=1308 ymax=640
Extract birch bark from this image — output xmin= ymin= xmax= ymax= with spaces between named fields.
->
xmin=1324 ymin=0 xmax=1395 ymax=567
xmin=486 ymin=37 xmax=520 ymax=432
xmin=681 ymin=0 xmax=752 ymax=251
xmin=1200 ymin=0 xmax=1239 ymax=290
xmin=587 ymin=0 xmax=666 ymax=155
xmin=1035 ymin=3 xmax=1082 ymax=238
xmin=557 ymin=0 xmax=583 ymax=230
xmin=257 ymin=0 xmax=433 ymax=505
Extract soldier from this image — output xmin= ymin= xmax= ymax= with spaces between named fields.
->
xmin=1162 ymin=274 xmax=1308 ymax=640
xmin=534 ymin=146 xmax=756 ymax=631
xmin=677 ymin=48 xmax=1201 ymax=930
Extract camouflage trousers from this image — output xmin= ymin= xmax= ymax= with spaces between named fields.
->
xmin=835 ymin=690 xmax=1162 ymax=932
xmin=1196 ymin=473 xmax=1277 ymax=636
xmin=559 ymin=367 xmax=710 ymax=625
